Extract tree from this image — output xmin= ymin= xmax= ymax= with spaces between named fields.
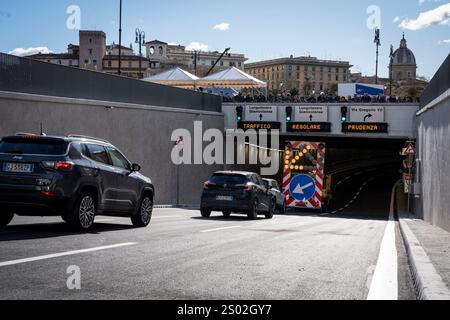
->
xmin=302 ymin=82 xmax=313 ymax=96
xmin=289 ymin=88 xmax=299 ymax=97
xmin=329 ymin=83 xmax=338 ymax=96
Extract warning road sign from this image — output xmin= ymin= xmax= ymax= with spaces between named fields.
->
xmin=289 ymin=174 xmax=316 ymax=202
xmin=402 ymin=143 xmax=416 ymax=156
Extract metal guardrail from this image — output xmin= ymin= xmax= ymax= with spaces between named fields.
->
xmin=0 ymin=52 xmax=221 ymax=112
xmin=421 ymin=53 xmax=450 ymax=108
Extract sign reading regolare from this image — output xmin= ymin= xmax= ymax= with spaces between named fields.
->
xmin=295 ymin=106 xmax=328 ymax=122
xmin=350 ymin=106 xmax=385 ymax=123
xmin=245 ymin=105 xmax=278 ymax=122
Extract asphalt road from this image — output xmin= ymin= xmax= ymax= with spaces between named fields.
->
xmin=0 ymin=170 xmax=415 ymax=300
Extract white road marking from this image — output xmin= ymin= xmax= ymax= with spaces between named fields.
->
xmin=0 ymin=242 xmax=137 ymax=268
xmin=200 ymin=226 xmax=241 ymax=233
xmin=95 ymin=219 xmax=115 ymax=223
xmin=367 ymin=181 xmax=401 ymax=300
xmin=153 ymin=215 xmax=182 ymax=219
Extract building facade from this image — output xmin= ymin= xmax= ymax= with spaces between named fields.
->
xmin=390 ymin=34 xmax=417 ymax=82
xmin=25 ymin=31 xmax=150 ymax=79
xmin=245 ymin=56 xmax=352 ymax=95
xmin=145 ymin=40 xmax=247 ymax=77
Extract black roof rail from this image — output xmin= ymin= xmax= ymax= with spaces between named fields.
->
xmin=67 ymin=135 xmax=111 ymax=144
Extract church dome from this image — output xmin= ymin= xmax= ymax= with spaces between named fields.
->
xmin=391 ymin=34 xmax=416 ymax=65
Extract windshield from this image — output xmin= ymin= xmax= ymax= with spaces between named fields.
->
xmin=210 ymin=174 xmax=248 ymax=185
xmin=0 ymin=139 xmax=68 ymax=155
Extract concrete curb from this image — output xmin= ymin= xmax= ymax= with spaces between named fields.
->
xmin=398 ymin=216 xmax=450 ymax=300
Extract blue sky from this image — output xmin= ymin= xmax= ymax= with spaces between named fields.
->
xmin=0 ymin=0 xmax=449 ymax=78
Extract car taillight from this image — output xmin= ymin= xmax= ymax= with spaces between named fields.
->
xmin=237 ymin=183 xmax=253 ymax=191
xmin=55 ymin=162 xmax=73 ymax=171
xmin=41 ymin=161 xmax=74 ymax=171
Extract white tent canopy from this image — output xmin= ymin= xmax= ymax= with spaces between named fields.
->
xmin=197 ymin=67 xmax=267 ymax=89
xmin=144 ymin=67 xmax=199 ymax=89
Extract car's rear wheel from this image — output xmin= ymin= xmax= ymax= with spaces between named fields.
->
xmin=248 ymin=199 xmax=258 ymax=220
xmin=0 ymin=212 xmax=14 ymax=228
xmin=222 ymin=211 xmax=231 ymax=218
xmin=201 ymin=209 xmax=211 ymax=218
xmin=66 ymin=192 xmax=96 ymax=231
xmin=132 ymin=195 xmax=153 ymax=228
xmin=265 ymin=200 xmax=275 ymax=219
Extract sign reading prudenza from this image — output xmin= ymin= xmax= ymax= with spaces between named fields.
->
xmin=245 ymin=105 xmax=278 ymax=122
xmin=295 ymin=106 xmax=328 ymax=122
xmin=350 ymin=106 xmax=385 ymax=123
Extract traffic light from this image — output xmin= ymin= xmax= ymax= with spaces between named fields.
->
xmin=236 ymin=106 xmax=243 ymax=121
xmin=286 ymin=106 xmax=293 ymax=122
xmin=341 ymin=106 xmax=348 ymax=122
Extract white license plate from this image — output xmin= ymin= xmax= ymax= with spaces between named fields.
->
xmin=3 ymin=163 xmax=34 ymax=173
xmin=216 ymin=195 xmax=233 ymax=201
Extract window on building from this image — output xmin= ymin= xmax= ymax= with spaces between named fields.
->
xmin=89 ymin=49 xmax=93 ymax=55
xmin=220 ymin=61 xmax=224 ymax=66
xmin=149 ymin=47 xmax=155 ymax=55
xmin=93 ymin=59 xmax=97 ymax=66
xmin=312 ymin=66 xmax=316 ymax=72
xmin=69 ymin=60 xmax=73 ymax=66
xmin=336 ymin=75 xmax=339 ymax=81
xmin=108 ymin=61 xmax=112 ymax=67
xmin=84 ymin=59 xmax=89 ymax=65
xmin=336 ymin=67 xmax=340 ymax=73
xmin=159 ymin=46 xmax=164 ymax=55
xmin=128 ymin=61 xmax=132 ymax=68
xmin=229 ymin=62 xmax=233 ymax=67
xmin=238 ymin=62 xmax=242 ymax=68
xmin=58 ymin=60 xmax=62 ymax=65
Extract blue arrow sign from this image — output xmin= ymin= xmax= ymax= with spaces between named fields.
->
xmin=289 ymin=174 xmax=316 ymax=202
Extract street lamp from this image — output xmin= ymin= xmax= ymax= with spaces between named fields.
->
xmin=118 ymin=0 xmax=123 ymax=76
xmin=135 ymin=28 xmax=146 ymax=79
xmin=192 ymin=51 xmax=200 ymax=76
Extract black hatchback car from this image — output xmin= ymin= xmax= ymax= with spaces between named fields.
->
xmin=200 ymin=171 xmax=275 ymax=220
xmin=0 ymin=134 xmax=155 ymax=231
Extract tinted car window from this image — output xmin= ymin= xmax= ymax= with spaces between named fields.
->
xmin=210 ymin=174 xmax=248 ymax=185
xmin=86 ymin=144 xmax=111 ymax=165
xmin=0 ymin=139 xmax=68 ymax=155
xmin=107 ymin=147 xmax=130 ymax=170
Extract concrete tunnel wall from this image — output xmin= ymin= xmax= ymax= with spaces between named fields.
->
xmin=415 ymin=91 xmax=450 ymax=232
xmin=0 ymin=91 xmax=225 ymax=206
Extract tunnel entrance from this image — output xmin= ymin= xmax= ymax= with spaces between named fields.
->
xmin=282 ymin=135 xmax=407 ymax=215
xmin=233 ymin=134 xmax=408 ymax=215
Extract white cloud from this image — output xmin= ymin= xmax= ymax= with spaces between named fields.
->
xmin=213 ymin=22 xmax=230 ymax=31
xmin=419 ymin=0 xmax=441 ymax=6
xmin=186 ymin=42 xmax=209 ymax=51
xmin=393 ymin=16 xmax=400 ymax=23
xmin=8 ymin=47 xmax=53 ymax=57
xmin=438 ymin=39 xmax=450 ymax=44
xmin=399 ymin=3 xmax=450 ymax=30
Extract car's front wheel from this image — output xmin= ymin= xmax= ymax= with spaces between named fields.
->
xmin=0 ymin=212 xmax=14 ymax=228
xmin=66 ymin=192 xmax=97 ymax=231
xmin=201 ymin=209 xmax=211 ymax=218
xmin=132 ymin=195 xmax=153 ymax=228
xmin=265 ymin=200 xmax=275 ymax=219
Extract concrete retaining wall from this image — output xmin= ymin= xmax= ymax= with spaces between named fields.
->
xmin=0 ymin=91 xmax=224 ymax=205
xmin=415 ymin=90 xmax=450 ymax=232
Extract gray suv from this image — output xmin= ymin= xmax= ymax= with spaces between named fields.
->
xmin=0 ymin=134 xmax=154 ymax=231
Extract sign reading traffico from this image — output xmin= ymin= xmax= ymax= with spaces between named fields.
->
xmin=238 ymin=122 xmax=281 ymax=130
xmin=287 ymin=122 xmax=332 ymax=133
xmin=245 ymin=105 xmax=278 ymax=122
xmin=342 ymin=123 xmax=388 ymax=133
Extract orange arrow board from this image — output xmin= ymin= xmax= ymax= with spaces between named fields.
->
xmin=403 ymin=143 xmax=416 ymax=156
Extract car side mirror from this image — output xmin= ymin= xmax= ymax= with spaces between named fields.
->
xmin=131 ymin=163 xmax=141 ymax=172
